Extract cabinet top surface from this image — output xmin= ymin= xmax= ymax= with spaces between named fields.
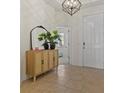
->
xmin=26 ymin=49 xmax=58 ymax=52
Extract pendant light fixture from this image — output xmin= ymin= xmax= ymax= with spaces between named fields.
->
xmin=62 ymin=0 xmax=82 ymax=16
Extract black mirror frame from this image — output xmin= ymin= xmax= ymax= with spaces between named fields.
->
xmin=30 ymin=25 xmax=50 ymax=50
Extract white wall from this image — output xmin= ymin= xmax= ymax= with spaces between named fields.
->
xmin=55 ymin=5 xmax=104 ymax=66
xmin=20 ymin=0 xmax=56 ymax=82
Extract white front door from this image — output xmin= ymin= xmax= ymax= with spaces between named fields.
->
xmin=82 ymin=13 xmax=104 ymax=69
xmin=56 ymin=27 xmax=70 ymax=64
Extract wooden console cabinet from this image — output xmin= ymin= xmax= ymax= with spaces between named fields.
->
xmin=26 ymin=50 xmax=58 ymax=81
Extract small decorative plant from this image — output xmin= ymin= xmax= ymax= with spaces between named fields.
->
xmin=38 ymin=30 xmax=61 ymax=50
xmin=49 ymin=30 xmax=61 ymax=49
xmin=38 ymin=32 xmax=50 ymax=49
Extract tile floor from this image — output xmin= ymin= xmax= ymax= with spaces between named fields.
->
xmin=21 ymin=65 xmax=104 ymax=93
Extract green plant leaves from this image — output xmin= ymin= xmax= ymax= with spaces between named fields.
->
xmin=38 ymin=30 xmax=61 ymax=46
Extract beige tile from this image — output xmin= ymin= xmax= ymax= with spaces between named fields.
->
xmin=21 ymin=65 xmax=104 ymax=93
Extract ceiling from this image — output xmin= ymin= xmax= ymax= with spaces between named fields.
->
xmin=44 ymin=0 xmax=104 ymax=11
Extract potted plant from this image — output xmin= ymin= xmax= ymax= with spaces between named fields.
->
xmin=38 ymin=30 xmax=61 ymax=50
xmin=48 ymin=30 xmax=61 ymax=49
xmin=38 ymin=32 xmax=50 ymax=50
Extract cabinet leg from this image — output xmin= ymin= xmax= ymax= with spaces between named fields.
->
xmin=33 ymin=76 xmax=36 ymax=82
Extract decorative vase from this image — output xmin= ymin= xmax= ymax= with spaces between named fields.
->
xmin=43 ymin=43 xmax=49 ymax=50
xmin=50 ymin=43 xmax=55 ymax=49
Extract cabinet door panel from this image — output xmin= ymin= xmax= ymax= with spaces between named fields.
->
xmin=54 ymin=50 xmax=58 ymax=66
xmin=26 ymin=51 xmax=34 ymax=75
xmin=42 ymin=51 xmax=49 ymax=72
xmin=34 ymin=52 xmax=42 ymax=75
xmin=49 ymin=51 xmax=54 ymax=69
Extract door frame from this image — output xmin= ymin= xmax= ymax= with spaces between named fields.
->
xmin=81 ymin=12 xmax=104 ymax=67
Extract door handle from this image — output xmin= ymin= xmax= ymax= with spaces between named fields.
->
xmin=41 ymin=60 xmax=44 ymax=64
xmin=83 ymin=42 xmax=85 ymax=45
xmin=53 ymin=56 xmax=55 ymax=61
xmin=83 ymin=42 xmax=85 ymax=49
